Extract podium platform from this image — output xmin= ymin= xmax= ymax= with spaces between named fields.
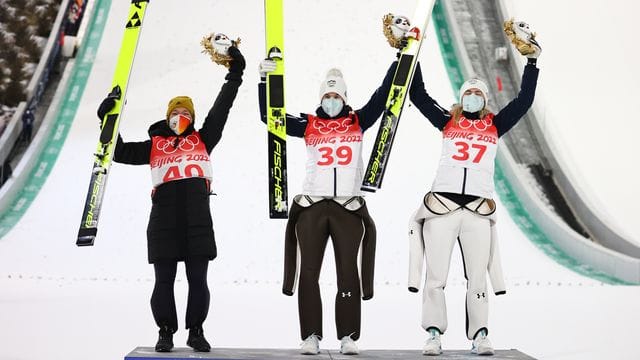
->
xmin=125 ymin=347 xmax=537 ymax=359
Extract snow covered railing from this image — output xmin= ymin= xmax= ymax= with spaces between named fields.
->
xmin=0 ymin=61 xmax=75 ymax=212
xmin=0 ymin=102 xmax=27 ymax=167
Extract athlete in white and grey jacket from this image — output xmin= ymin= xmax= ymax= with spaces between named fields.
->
xmin=407 ymin=45 xmax=540 ymax=355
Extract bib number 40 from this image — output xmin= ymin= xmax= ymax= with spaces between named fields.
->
xmin=163 ymin=164 xmax=205 ymax=183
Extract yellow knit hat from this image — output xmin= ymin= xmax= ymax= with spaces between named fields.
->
xmin=166 ymin=96 xmax=195 ymax=120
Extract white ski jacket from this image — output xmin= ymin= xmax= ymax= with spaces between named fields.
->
xmin=407 ymin=196 xmax=506 ymax=295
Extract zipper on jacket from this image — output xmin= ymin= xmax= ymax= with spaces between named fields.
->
xmin=333 ymin=168 xmax=337 ymax=197
xmin=461 ymin=167 xmax=468 ymax=194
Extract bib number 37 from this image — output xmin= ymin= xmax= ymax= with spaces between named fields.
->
xmin=452 ymin=142 xmax=487 ymax=163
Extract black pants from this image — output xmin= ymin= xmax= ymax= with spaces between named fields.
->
xmin=151 ymin=257 xmax=210 ymax=331
xmin=295 ymin=201 xmax=365 ymax=340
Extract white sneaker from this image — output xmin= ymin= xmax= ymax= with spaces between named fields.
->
xmin=471 ymin=330 xmax=494 ymax=355
xmin=422 ymin=328 xmax=442 ymax=356
xmin=300 ymin=334 xmax=320 ymax=355
xmin=340 ymin=335 xmax=359 ymax=355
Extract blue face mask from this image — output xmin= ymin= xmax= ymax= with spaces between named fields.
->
xmin=321 ymin=97 xmax=344 ymax=117
xmin=462 ymin=94 xmax=485 ymax=113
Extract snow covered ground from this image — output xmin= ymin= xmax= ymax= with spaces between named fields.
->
xmin=0 ymin=1 xmax=638 ymax=359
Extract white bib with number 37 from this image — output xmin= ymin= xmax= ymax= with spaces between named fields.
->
xmin=431 ymin=114 xmax=499 ymax=198
xmin=149 ymin=132 xmax=213 ymax=187
xmin=303 ymin=114 xmax=364 ymax=197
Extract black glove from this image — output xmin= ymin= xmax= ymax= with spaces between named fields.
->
xmin=97 ymin=97 xmax=115 ymax=120
xmin=226 ymin=46 xmax=245 ymax=80
xmin=400 ymin=37 xmax=409 ymax=49
xmin=96 ymin=86 xmax=121 ymax=120
xmin=395 ymin=37 xmax=409 ymax=59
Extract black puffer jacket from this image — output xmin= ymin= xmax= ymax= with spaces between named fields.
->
xmin=113 ymin=76 xmax=242 ymax=263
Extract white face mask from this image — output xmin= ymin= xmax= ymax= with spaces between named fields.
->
xmin=321 ymin=97 xmax=344 ymax=117
xmin=462 ymin=94 xmax=485 ymax=113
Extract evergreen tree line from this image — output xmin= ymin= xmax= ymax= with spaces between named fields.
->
xmin=0 ymin=0 xmax=62 ymax=108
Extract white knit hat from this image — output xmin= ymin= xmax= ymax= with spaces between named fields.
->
xmin=458 ymin=78 xmax=489 ymax=103
xmin=319 ymin=68 xmax=348 ymax=103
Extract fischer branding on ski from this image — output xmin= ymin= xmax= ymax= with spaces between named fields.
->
xmin=362 ymin=0 xmax=436 ymax=192
xmin=77 ymin=0 xmax=149 ymax=246
xmin=265 ymin=0 xmax=288 ymax=218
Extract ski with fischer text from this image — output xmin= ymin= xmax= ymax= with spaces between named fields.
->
xmin=77 ymin=0 xmax=149 ymax=246
xmin=362 ymin=0 xmax=436 ymax=192
xmin=264 ymin=0 xmax=288 ymax=218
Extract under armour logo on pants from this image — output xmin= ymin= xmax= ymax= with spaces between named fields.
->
xmin=477 ymin=292 xmax=486 ymax=299
xmin=341 ymin=291 xmax=352 ymax=298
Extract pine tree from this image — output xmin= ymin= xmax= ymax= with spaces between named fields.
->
xmin=0 ymin=0 xmax=63 ymax=107
xmin=34 ymin=1 xmax=61 ymax=37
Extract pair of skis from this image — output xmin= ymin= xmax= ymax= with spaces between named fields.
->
xmin=77 ymin=0 xmax=435 ymax=243
xmin=77 ymin=0 xmax=286 ymax=245
xmin=264 ymin=0 xmax=437 ymax=217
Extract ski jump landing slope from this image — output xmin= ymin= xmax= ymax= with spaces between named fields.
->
xmin=0 ymin=1 xmax=638 ymax=360
xmin=434 ymin=0 xmax=640 ymax=284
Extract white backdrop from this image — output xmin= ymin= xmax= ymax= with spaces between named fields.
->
xmin=0 ymin=1 xmax=638 ymax=359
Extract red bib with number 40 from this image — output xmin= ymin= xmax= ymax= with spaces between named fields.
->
xmin=149 ymin=132 xmax=213 ymax=187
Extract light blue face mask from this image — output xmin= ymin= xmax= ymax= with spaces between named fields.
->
xmin=321 ymin=97 xmax=344 ymax=117
xmin=462 ymin=94 xmax=485 ymax=113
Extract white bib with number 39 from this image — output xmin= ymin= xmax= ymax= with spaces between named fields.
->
xmin=303 ymin=114 xmax=364 ymax=197
xmin=149 ymin=132 xmax=213 ymax=187
xmin=431 ymin=114 xmax=499 ymax=198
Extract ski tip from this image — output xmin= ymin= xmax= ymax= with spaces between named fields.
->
xmin=269 ymin=212 xmax=289 ymax=219
xmin=76 ymin=236 xmax=96 ymax=247
xmin=77 ymin=227 xmax=97 ymax=247
xmin=76 ymin=237 xmax=96 ymax=246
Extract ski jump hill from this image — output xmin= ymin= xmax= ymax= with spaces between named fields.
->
xmin=0 ymin=1 xmax=638 ymax=360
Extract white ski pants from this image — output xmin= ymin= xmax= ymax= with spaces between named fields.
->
xmin=421 ymin=209 xmax=491 ymax=340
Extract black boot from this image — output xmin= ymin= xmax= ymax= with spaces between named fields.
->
xmin=155 ymin=326 xmax=174 ymax=352
xmin=187 ymin=326 xmax=211 ymax=352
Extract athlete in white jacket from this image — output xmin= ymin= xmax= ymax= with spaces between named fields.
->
xmin=407 ymin=40 xmax=540 ymax=355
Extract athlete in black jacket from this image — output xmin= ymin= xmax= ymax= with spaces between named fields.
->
xmin=96 ymin=46 xmax=244 ymax=353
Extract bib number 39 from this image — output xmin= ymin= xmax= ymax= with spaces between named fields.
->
xmin=452 ymin=142 xmax=487 ymax=163
xmin=317 ymin=146 xmax=353 ymax=166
